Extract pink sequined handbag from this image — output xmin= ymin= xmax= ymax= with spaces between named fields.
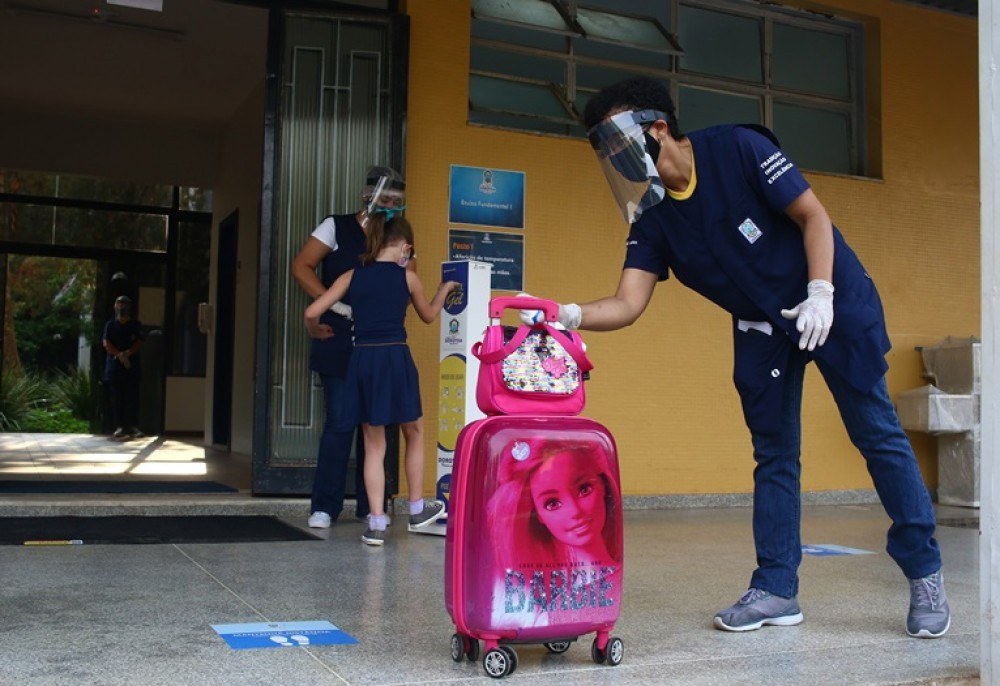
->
xmin=472 ymin=297 xmax=593 ymax=416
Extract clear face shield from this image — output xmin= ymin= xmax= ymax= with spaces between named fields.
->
xmin=588 ymin=109 xmax=668 ymax=224
xmin=362 ymin=174 xmax=406 ymax=222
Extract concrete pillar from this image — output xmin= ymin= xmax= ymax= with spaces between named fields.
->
xmin=980 ymin=2 xmax=1000 ymax=681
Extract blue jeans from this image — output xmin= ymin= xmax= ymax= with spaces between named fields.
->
xmin=736 ymin=330 xmax=941 ymax=597
xmin=311 ymin=374 xmax=368 ymax=519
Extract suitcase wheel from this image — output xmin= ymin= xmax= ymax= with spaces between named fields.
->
xmin=451 ymin=633 xmax=480 ymax=662
xmin=543 ymin=641 xmax=572 ymax=654
xmin=501 ymin=646 xmax=518 ymax=674
xmin=591 ymin=636 xmax=624 ymax=666
xmin=465 ymin=637 xmax=480 ymax=662
xmin=450 ymin=634 xmax=464 ymax=663
xmin=483 ymin=646 xmax=517 ymax=678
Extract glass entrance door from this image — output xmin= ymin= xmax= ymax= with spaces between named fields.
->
xmin=254 ymin=9 xmax=408 ymax=494
xmin=0 ymin=169 xmax=212 ymax=456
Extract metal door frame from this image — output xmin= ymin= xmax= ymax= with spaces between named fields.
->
xmin=252 ymin=3 xmax=409 ymax=495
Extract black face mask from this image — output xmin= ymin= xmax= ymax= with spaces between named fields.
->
xmin=643 ymin=131 xmax=661 ymax=166
xmin=115 ymin=306 xmax=130 ymax=320
xmin=607 ymin=137 xmax=650 ymax=183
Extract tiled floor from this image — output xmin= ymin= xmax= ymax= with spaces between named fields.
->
xmin=0 ymin=432 xmax=251 ymax=489
xmin=0 ymin=434 xmax=981 ymax=685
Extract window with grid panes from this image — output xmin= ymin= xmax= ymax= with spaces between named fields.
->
xmin=468 ymin=0 xmax=865 ymax=176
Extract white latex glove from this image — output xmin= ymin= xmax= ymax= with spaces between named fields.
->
xmin=330 ymin=301 xmax=353 ymax=320
xmin=780 ymin=279 xmax=835 ymax=351
xmin=117 ymin=352 xmax=132 ymax=369
xmin=516 ymin=292 xmax=582 ymax=330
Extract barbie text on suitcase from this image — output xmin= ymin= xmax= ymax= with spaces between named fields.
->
xmin=445 ymin=415 xmax=625 ymax=678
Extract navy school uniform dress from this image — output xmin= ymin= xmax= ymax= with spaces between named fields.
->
xmin=624 ymin=124 xmax=939 ymax=596
xmin=336 ymin=261 xmax=422 ymax=429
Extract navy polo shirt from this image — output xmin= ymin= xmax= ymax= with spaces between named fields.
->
xmin=103 ymin=318 xmax=144 ymax=381
xmin=623 ymin=124 xmax=891 ymax=392
xmin=625 ymin=125 xmax=811 ymax=320
xmin=309 ymin=213 xmax=367 ymax=378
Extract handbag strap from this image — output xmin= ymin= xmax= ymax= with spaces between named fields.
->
xmin=472 ymin=323 xmax=593 ymax=373
xmin=472 ymin=325 xmax=531 ymax=363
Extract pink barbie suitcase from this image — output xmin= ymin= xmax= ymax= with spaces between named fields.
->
xmin=445 ymin=414 xmax=625 ymax=678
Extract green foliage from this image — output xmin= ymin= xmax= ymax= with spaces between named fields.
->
xmin=51 ymin=367 xmax=94 ymax=421
xmin=0 ymin=368 xmax=96 ymax=432
xmin=21 ymin=407 xmax=90 ymax=433
xmin=0 ymin=369 xmax=48 ymax=431
xmin=9 ymin=255 xmax=96 ymax=373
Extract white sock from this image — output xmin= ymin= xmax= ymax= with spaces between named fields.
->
xmin=408 ymin=499 xmax=424 ymax=516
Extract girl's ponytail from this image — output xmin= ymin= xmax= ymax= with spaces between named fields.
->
xmin=361 ymin=212 xmax=387 ymax=265
xmin=362 ymin=216 xmax=414 ymax=265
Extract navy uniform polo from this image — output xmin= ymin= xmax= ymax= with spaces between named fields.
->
xmin=310 ymin=213 xmax=367 ymax=378
xmin=102 ymin=318 xmax=144 ymax=380
xmin=624 ymin=124 xmax=891 ymax=426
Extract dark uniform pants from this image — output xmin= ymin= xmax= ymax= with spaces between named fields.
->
xmin=311 ymin=373 xmax=373 ymax=521
xmin=109 ymin=373 xmax=140 ymax=430
xmin=732 ymin=319 xmax=941 ymax=597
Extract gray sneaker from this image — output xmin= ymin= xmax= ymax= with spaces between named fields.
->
xmin=408 ymin=499 xmax=445 ymax=531
xmin=906 ymin=570 xmax=951 ymax=638
xmin=361 ymin=527 xmax=386 ymax=546
xmin=714 ymin=588 xmax=804 ymax=632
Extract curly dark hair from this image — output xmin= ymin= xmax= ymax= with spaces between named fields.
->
xmin=583 ymin=76 xmax=683 ymax=140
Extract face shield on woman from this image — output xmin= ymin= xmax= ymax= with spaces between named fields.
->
xmin=588 ymin=109 xmax=668 ymax=224
xmin=361 ymin=168 xmax=406 ymax=221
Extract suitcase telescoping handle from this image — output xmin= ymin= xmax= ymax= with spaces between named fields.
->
xmin=488 ymin=296 xmax=558 ymax=321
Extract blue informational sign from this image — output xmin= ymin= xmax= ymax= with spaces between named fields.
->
xmin=448 ymin=165 xmax=525 ymax=229
xmin=448 ymin=229 xmax=524 ymax=291
xmin=211 ymin=621 xmax=357 ymax=650
xmin=802 ymin=544 xmax=874 ymax=557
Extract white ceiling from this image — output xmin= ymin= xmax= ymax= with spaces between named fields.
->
xmin=0 ymin=0 xmax=269 ymax=128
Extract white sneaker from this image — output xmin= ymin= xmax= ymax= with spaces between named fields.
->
xmin=308 ymin=511 xmax=332 ymax=528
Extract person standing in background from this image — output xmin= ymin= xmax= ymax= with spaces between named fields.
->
xmin=103 ymin=295 xmax=144 ymax=441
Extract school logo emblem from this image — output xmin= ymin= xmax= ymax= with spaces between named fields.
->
xmin=479 ymin=169 xmax=496 ymax=194
xmin=738 ymin=217 xmax=762 ymax=244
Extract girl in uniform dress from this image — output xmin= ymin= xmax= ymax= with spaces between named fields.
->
xmin=305 ymin=216 xmax=458 ymax=546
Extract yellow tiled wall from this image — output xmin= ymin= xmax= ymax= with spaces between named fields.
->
xmin=401 ymin=0 xmax=979 ymax=496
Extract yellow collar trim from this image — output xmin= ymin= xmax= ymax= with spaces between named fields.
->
xmin=666 ymin=148 xmax=696 ymax=201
